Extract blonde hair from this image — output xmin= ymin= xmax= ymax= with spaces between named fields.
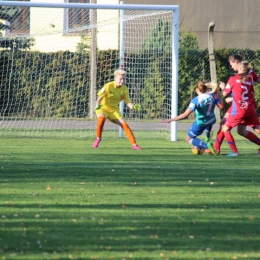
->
xmin=238 ymin=61 xmax=251 ymax=82
xmin=205 ymin=82 xmax=217 ymax=94
xmin=114 ymin=70 xmax=126 ymax=77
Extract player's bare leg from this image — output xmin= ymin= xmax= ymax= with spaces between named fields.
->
xmin=237 ymin=125 xmax=260 ymax=154
xmin=253 ymin=126 xmax=260 ymax=154
xmin=252 ymin=125 xmax=260 ymax=135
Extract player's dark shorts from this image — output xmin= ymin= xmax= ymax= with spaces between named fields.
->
xmin=187 ymin=120 xmax=215 ymax=138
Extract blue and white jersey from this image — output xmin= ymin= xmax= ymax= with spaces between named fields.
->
xmin=188 ymin=93 xmax=220 ymax=126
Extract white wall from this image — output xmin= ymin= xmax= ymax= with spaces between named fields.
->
xmin=96 ymin=0 xmax=119 ymax=50
xmin=29 ymin=0 xmax=121 ymax=52
xmin=30 ymin=0 xmax=81 ymax=52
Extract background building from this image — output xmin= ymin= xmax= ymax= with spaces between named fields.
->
xmin=125 ymin=0 xmax=260 ymax=50
xmin=3 ymin=0 xmax=260 ymax=52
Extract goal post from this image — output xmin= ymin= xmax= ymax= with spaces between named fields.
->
xmin=0 ymin=1 xmax=179 ymax=141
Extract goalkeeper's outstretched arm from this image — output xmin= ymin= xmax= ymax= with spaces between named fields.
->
xmin=127 ymin=102 xmax=141 ymax=111
xmin=94 ymin=96 xmax=103 ymax=110
xmin=127 ymin=102 xmax=134 ymax=109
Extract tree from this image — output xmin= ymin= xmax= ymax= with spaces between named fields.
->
xmin=0 ymin=5 xmax=34 ymax=50
xmin=76 ymin=33 xmax=91 ymax=54
xmin=179 ymin=31 xmax=199 ymax=50
xmin=142 ymin=19 xmax=172 ymax=53
xmin=142 ymin=20 xmax=200 ymax=51
xmin=140 ymin=19 xmax=172 ymax=118
xmin=141 ymin=60 xmax=166 ymax=119
xmin=0 ymin=5 xmax=21 ymax=33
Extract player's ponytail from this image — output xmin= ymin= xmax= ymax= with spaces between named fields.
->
xmin=195 ymin=81 xmax=208 ymax=93
xmin=238 ymin=61 xmax=251 ymax=82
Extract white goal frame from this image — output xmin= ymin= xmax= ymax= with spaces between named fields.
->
xmin=0 ymin=1 xmax=179 ymax=141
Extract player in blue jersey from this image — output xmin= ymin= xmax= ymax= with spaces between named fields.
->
xmin=161 ymin=81 xmax=224 ymax=155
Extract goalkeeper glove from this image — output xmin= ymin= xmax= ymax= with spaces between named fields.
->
xmin=133 ymin=103 xmax=141 ymax=111
xmin=94 ymin=104 xmax=102 ymax=110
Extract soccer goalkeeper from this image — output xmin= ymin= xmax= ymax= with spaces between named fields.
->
xmin=92 ymin=69 xmax=141 ymax=150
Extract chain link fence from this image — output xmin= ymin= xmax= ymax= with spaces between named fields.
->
xmin=124 ymin=0 xmax=260 ymax=117
xmin=0 ymin=1 xmax=259 ymax=138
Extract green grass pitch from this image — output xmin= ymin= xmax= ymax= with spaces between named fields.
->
xmin=0 ymin=131 xmax=260 ymax=260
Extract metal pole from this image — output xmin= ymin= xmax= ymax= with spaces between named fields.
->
xmin=89 ymin=0 xmax=97 ymax=119
xmin=119 ymin=0 xmax=124 ymax=138
xmin=0 ymin=1 xmax=179 ymax=11
xmin=208 ymin=22 xmax=220 ymax=121
xmin=171 ymin=8 xmax=179 ymax=141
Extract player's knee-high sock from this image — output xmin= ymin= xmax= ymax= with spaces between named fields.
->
xmin=189 ymin=138 xmax=208 ymax=149
xmin=224 ymin=131 xmax=238 ymax=153
xmin=96 ymin=116 xmax=106 ymax=138
xmin=245 ymin=131 xmax=260 ymax=146
xmin=214 ymin=130 xmax=225 ymax=150
xmin=122 ymin=122 xmax=136 ymax=145
xmin=205 ymin=129 xmax=211 ymax=139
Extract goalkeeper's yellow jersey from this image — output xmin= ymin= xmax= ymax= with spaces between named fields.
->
xmin=97 ymin=81 xmax=131 ymax=112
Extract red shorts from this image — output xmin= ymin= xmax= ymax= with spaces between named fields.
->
xmin=223 ymin=106 xmax=232 ymax=119
xmin=224 ymin=104 xmax=260 ymax=129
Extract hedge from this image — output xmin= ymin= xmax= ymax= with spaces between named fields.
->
xmin=0 ymin=48 xmax=259 ymax=119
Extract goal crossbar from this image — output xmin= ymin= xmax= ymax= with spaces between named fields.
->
xmin=0 ymin=1 xmax=178 ymax=11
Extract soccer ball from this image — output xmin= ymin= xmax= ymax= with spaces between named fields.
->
xmin=191 ymin=146 xmax=205 ymax=155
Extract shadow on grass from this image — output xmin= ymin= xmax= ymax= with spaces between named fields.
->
xmin=1 ymin=137 xmax=260 ymax=259
xmin=1 ymin=162 xmax=260 ymax=258
xmin=1 ymin=151 xmax=259 ymax=187
xmin=1 ymin=201 xmax=260 ymax=258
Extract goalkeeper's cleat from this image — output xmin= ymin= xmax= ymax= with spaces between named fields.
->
xmin=227 ymin=152 xmax=239 ymax=157
xmin=132 ymin=144 xmax=141 ymax=150
xmin=206 ymin=142 xmax=217 ymax=156
xmin=92 ymin=138 xmax=101 ymax=148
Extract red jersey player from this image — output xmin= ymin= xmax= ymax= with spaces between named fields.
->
xmin=213 ymin=55 xmax=260 ymax=155
xmin=218 ymin=61 xmax=260 ymax=156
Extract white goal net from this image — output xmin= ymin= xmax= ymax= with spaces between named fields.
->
xmin=0 ymin=2 xmax=179 ymax=140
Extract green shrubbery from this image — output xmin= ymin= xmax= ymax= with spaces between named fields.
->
xmin=0 ymin=48 xmax=259 ymax=119
xmin=0 ymin=51 xmax=90 ymax=118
